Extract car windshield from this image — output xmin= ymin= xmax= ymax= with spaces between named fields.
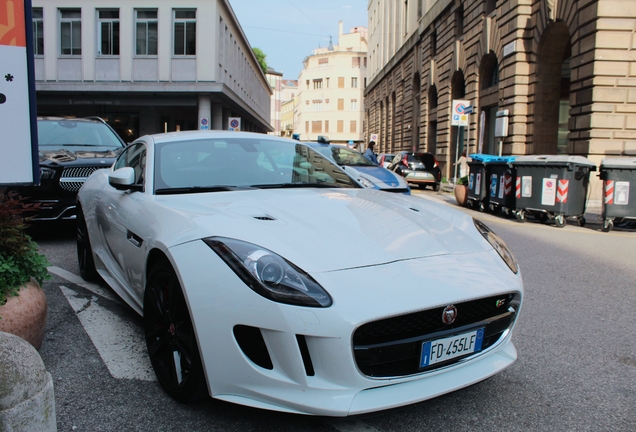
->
xmin=37 ymin=120 xmax=124 ymax=149
xmin=314 ymin=145 xmax=376 ymax=167
xmin=154 ymin=138 xmax=359 ymax=194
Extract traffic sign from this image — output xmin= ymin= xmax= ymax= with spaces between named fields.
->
xmin=451 ymin=100 xmax=470 ymax=126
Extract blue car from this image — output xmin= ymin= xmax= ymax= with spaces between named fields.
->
xmin=307 ymin=141 xmax=410 ymax=194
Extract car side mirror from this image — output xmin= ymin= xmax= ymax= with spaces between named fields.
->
xmin=109 ymin=167 xmax=141 ymax=191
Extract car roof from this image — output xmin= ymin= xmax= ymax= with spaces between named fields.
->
xmin=141 ymin=130 xmax=300 ymax=145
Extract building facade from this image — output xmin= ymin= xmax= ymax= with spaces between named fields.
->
xmin=32 ymin=0 xmax=272 ymax=141
xmin=266 ymin=69 xmax=283 ymax=135
xmin=295 ymin=22 xmax=368 ymax=144
xmin=365 ymin=0 xmax=636 ymax=197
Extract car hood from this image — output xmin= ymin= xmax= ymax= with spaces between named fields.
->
xmin=39 ymin=148 xmax=121 ymax=165
xmin=156 ymin=189 xmax=491 ymax=273
xmin=345 ymin=166 xmax=407 ymax=189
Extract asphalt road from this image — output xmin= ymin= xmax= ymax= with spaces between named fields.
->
xmin=32 ymin=189 xmax=636 ymax=432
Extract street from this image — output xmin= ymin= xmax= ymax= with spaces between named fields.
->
xmin=33 ymin=189 xmax=636 ymax=432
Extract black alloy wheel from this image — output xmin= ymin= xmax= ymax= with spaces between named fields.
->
xmin=76 ymin=206 xmax=98 ymax=281
xmin=144 ymin=259 xmax=207 ymax=402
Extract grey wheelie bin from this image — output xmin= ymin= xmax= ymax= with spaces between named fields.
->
xmin=485 ymin=156 xmax=517 ymax=216
xmin=599 ymin=157 xmax=636 ymax=232
xmin=466 ymin=154 xmax=491 ymax=211
xmin=512 ymin=155 xmax=596 ymax=228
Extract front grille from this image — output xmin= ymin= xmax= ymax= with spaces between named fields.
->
xmin=353 ymin=293 xmax=519 ymax=377
xmin=59 ymin=167 xmax=103 ymax=192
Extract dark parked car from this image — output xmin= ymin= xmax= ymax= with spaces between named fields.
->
xmin=15 ymin=117 xmax=126 ymax=221
xmin=388 ymin=151 xmax=442 ymax=190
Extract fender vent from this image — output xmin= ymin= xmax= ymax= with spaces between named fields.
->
xmin=253 ymin=215 xmax=276 ymax=221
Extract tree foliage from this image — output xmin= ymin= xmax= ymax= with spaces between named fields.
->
xmin=252 ymin=47 xmax=268 ymax=74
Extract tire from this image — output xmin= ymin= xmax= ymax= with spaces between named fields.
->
xmin=76 ymin=206 xmax=99 ymax=281
xmin=577 ymin=217 xmax=586 ymax=227
xmin=602 ymin=219 xmax=613 ymax=233
xmin=554 ymin=213 xmax=566 ymax=228
xmin=515 ymin=210 xmax=526 ymax=223
xmin=144 ymin=259 xmax=207 ymax=402
xmin=537 ymin=213 xmax=548 ymax=224
xmin=418 ymin=184 xmax=428 ymax=190
xmin=478 ymin=201 xmax=486 ymax=212
xmin=433 ymin=183 xmax=440 ymax=192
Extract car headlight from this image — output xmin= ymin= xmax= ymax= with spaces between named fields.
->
xmin=473 ymin=219 xmax=519 ymax=274
xmin=357 ymin=176 xmax=376 ymax=188
xmin=40 ymin=167 xmax=56 ymax=180
xmin=203 ymin=237 xmax=332 ymax=307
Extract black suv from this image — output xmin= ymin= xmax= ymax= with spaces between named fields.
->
xmin=387 ymin=151 xmax=442 ymax=190
xmin=15 ymin=117 xmax=126 ymax=221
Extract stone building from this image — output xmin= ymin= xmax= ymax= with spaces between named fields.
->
xmin=365 ymin=0 xmax=636 ymax=198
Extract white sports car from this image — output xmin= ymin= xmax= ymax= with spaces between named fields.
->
xmin=76 ymin=131 xmax=523 ymax=416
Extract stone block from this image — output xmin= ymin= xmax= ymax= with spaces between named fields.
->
xmin=588 ymin=139 xmax=625 ymax=154
xmin=0 ymin=332 xmax=56 ymax=432
xmin=595 ymin=31 xmax=632 ymax=50
xmin=594 ymin=61 xmax=630 ymax=76
xmin=593 ymin=88 xmax=628 ymax=103
xmin=598 ymin=1 xmax=636 ymax=17
xmin=590 ymin=114 xmax=625 ymax=129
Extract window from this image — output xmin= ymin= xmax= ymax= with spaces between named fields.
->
xmin=485 ymin=0 xmax=496 ymax=15
xmin=337 ymin=99 xmax=344 ymax=110
xmin=313 ymin=101 xmax=322 ymax=111
xmin=60 ymin=9 xmax=81 ymax=55
xmin=325 ymin=121 xmax=329 ymax=133
xmin=32 ymin=8 xmax=43 ymax=56
xmin=350 ymin=120 xmax=357 ymax=133
xmin=305 ymin=121 xmax=309 ymax=133
xmin=430 ymin=31 xmax=437 ymax=57
xmin=136 ymin=10 xmax=158 ymax=55
xmin=351 ymin=99 xmax=358 ymax=110
xmin=313 ymin=79 xmax=323 ymax=89
xmin=173 ymin=9 xmax=196 ymax=55
xmin=306 ymin=80 xmax=310 ymax=89
xmin=351 ymin=77 xmax=358 ymax=88
xmin=326 ymin=77 xmax=330 ymax=88
xmin=338 ymin=77 xmax=344 ymax=88
xmin=352 ymin=57 xmax=360 ymax=68
xmin=318 ymin=58 xmax=328 ymax=67
xmin=455 ymin=7 xmax=464 ymax=39
xmin=403 ymin=1 xmax=409 ymax=35
xmin=337 ymin=120 xmax=344 ymax=133
xmin=97 ymin=10 xmax=119 ymax=56
xmin=325 ymin=99 xmax=330 ymax=110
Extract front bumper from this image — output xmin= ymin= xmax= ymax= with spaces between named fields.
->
xmin=169 ymin=240 xmax=523 ymax=416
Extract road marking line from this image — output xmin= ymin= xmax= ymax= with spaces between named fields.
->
xmin=48 ymin=266 xmax=121 ymax=303
xmin=59 ymin=285 xmax=156 ymax=381
xmin=326 ymin=420 xmax=382 ymax=432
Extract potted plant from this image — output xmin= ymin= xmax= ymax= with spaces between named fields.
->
xmin=0 ymin=191 xmax=51 ymax=349
xmin=454 ymin=175 xmax=469 ymax=207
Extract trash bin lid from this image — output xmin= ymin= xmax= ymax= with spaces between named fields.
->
xmin=468 ymin=154 xmax=515 ymax=163
xmin=513 ymin=155 xmax=596 ymax=168
xmin=600 ymin=157 xmax=636 ymax=169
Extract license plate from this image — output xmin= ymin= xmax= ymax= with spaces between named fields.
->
xmin=420 ymin=328 xmax=485 ymax=368
xmin=408 ymin=172 xmax=431 ymax=178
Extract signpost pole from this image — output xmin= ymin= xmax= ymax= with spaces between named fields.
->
xmin=454 ymin=126 xmax=461 ymax=185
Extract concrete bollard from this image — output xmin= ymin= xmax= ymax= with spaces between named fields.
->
xmin=0 ymin=332 xmax=56 ymax=431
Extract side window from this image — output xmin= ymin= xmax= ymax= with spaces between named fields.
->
xmin=113 ymin=143 xmax=146 ymax=186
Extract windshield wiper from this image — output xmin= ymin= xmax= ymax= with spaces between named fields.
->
xmin=250 ymin=182 xmax=338 ymax=189
xmin=155 ymin=186 xmax=254 ymax=195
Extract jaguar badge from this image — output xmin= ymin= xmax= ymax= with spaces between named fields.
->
xmin=441 ymin=305 xmax=457 ymax=325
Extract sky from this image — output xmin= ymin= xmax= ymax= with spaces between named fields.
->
xmin=229 ymin=0 xmax=368 ymax=79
